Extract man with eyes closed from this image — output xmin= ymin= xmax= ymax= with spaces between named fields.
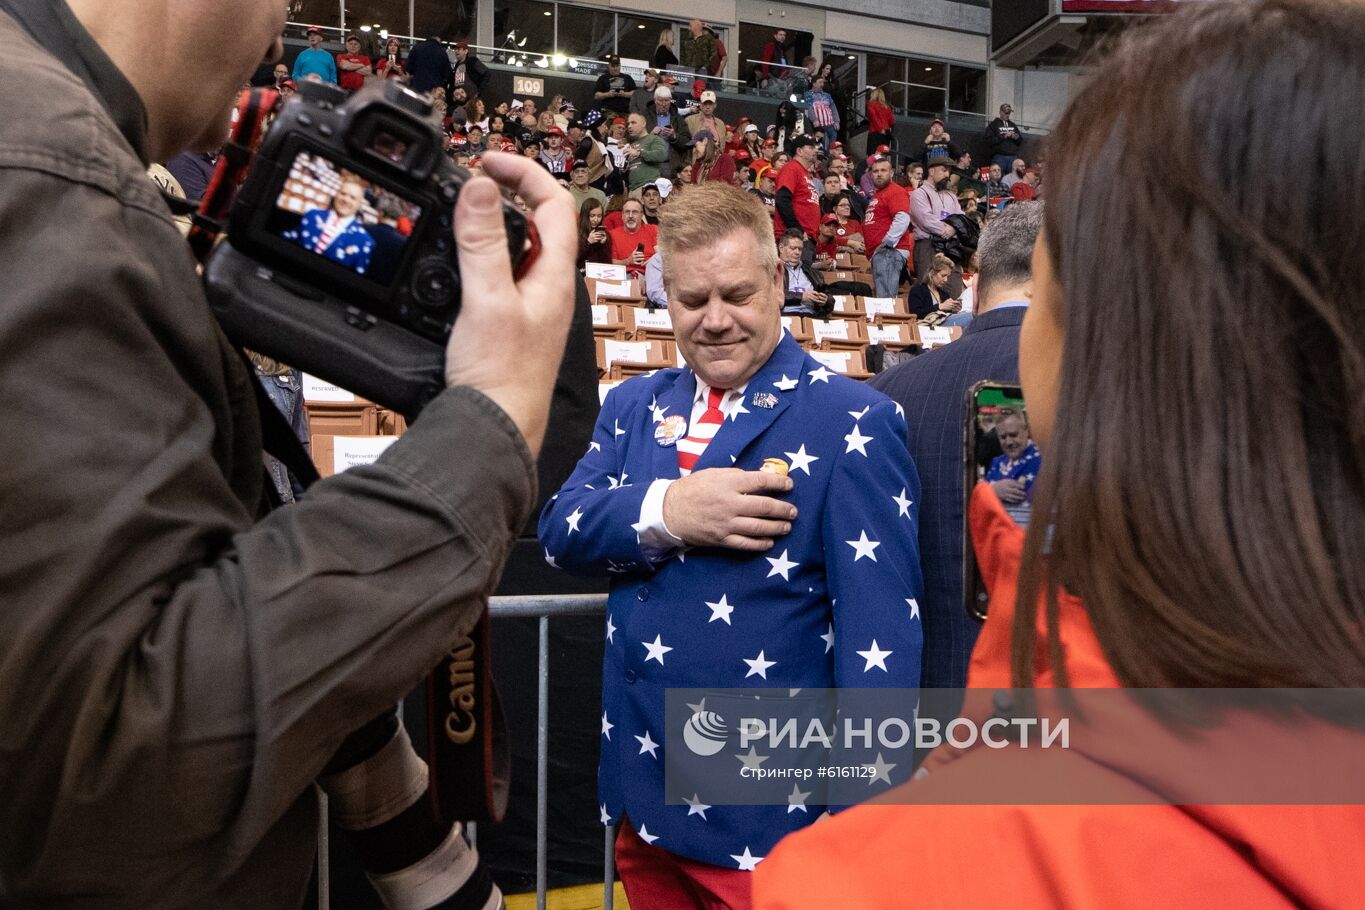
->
xmin=540 ymin=181 xmax=924 ymax=908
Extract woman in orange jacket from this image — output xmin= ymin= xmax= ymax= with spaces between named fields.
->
xmin=754 ymin=1 xmax=1365 ymax=906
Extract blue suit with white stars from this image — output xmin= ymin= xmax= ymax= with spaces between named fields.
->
xmin=539 ymin=332 xmax=924 ymax=870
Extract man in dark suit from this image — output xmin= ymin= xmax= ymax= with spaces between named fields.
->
xmin=869 ymin=201 xmax=1043 ymax=699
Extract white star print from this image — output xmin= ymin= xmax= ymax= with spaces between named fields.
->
xmin=847 ymin=405 xmax=870 ymax=420
xmin=613 ymin=419 xmax=625 ymax=437
xmin=766 ymin=549 xmax=798 ymax=580
xmin=588 ymin=441 xmax=602 ymax=453
xmin=642 ymin=634 xmax=673 ymax=665
xmin=601 ymin=712 xmax=614 ymax=740
xmin=566 ymin=507 xmax=584 ymax=534
xmin=731 ymin=847 xmax=764 ymax=871
xmin=894 ymin=402 xmax=905 ymax=419
xmin=635 ymin=730 xmax=660 ymax=758
xmin=807 ymin=365 xmax=834 ymax=384
xmin=773 ymin=374 xmax=799 ymax=391
xmin=846 ymin=530 xmax=881 ymax=562
xmin=856 ymin=639 xmax=893 ymax=672
xmin=907 ymin=598 xmax=920 ymax=620
xmin=705 ymin=594 xmax=735 ymax=625
xmin=734 ymin=747 xmax=769 ymax=772
xmin=820 ymin=623 xmax=834 ymax=654
xmin=686 ymin=696 xmax=707 ymax=714
xmin=727 ymin=398 xmax=751 ymax=421
xmin=843 ymin=423 xmax=873 ymax=456
xmin=787 ymin=782 xmax=810 ymax=813
xmin=684 ymin=793 xmax=711 ymax=820
xmin=743 ymin=650 xmax=776 ymax=679
xmin=605 ymin=614 xmax=616 ymax=643
xmin=608 ymin=471 xmax=629 ymax=489
xmin=893 ymin=488 xmax=913 ymax=518
xmin=865 ymin=752 xmax=897 ymax=786
xmin=600 ymin=804 xmax=611 ymax=825
xmin=636 ymin=824 xmax=660 ymax=845
xmin=649 ymin=397 xmax=669 ymax=423
xmin=544 ymin=548 xmax=558 ymax=568
xmin=784 ymin=444 xmax=820 ymax=475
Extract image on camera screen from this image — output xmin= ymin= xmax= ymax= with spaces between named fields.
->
xmin=264 ymin=150 xmax=424 ymax=287
xmin=971 ymin=388 xmax=1041 ymax=528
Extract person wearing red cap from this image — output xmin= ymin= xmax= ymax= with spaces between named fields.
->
xmin=918 ymin=116 xmax=960 ymax=168
xmin=292 ymin=26 xmax=336 ymax=84
xmin=451 ymin=39 xmax=489 ymax=97
xmin=539 ymin=127 xmax=572 ymax=174
xmin=335 ymin=34 xmax=372 ymax=93
xmin=374 ymin=36 xmax=408 ymax=83
xmin=773 ymin=134 xmax=821 ymax=240
xmin=814 ymin=213 xmax=842 ymax=263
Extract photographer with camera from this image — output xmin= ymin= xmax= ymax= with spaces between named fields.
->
xmin=0 ymin=1 xmax=576 ymax=907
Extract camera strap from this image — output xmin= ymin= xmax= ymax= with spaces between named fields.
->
xmin=188 ymin=88 xmax=280 ymax=264
xmin=193 ymin=88 xmax=508 ymax=823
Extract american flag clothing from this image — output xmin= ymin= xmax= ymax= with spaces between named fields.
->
xmin=538 ymin=332 xmax=924 ymax=870
xmin=282 ymin=208 xmax=376 ymax=275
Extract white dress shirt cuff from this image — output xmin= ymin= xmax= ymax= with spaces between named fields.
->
xmin=637 ymin=478 xmax=685 ymax=560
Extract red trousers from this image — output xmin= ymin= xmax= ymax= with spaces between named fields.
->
xmin=615 ymin=817 xmax=753 ymax=909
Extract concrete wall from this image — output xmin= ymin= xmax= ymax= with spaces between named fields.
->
xmin=991 ymin=66 xmax=1075 ymax=130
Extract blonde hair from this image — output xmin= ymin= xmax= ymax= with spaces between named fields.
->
xmin=658 ymin=28 xmax=674 ymax=50
xmin=869 ymin=87 xmax=887 ymax=105
xmin=658 ymin=182 xmax=778 ymax=279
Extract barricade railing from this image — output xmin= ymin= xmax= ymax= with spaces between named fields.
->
xmin=487 ymin=593 xmax=613 ymax=910
xmin=317 ymin=593 xmax=614 ymax=910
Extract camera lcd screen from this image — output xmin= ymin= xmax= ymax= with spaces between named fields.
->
xmin=970 ymin=386 xmax=1040 ymax=530
xmin=263 ymin=149 xmax=424 ymax=288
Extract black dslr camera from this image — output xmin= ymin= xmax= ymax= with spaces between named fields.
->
xmin=204 ymin=80 xmax=538 ymax=417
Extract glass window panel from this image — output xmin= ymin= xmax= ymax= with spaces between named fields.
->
xmin=948 ymin=65 xmax=988 ymax=115
xmin=906 ymin=58 xmax=946 ymax=88
xmin=616 ymin=16 xmax=677 ymax=69
xmin=865 ymin=52 xmax=905 ymax=112
xmin=556 ymin=6 xmax=619 ymax=60
xmin=492 ymin=0 xmax=555 ymax=59
xmin=820 ymin=46 xmax=861 ymax=93
xmin=414 ymin=0 xmax=477 ymax=42
xmin=905 ymin=85 xmax=946 ymax=117
xmin=287 ymin=1 xmax=342 ymax=34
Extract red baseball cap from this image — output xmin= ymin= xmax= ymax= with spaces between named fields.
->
xmin=822 ymin=213 xmax=839 ymax=225
xmin=546 ymin=126 xmax=564 ymax=137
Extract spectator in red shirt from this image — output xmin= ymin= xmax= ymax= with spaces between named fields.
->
xmin=1011 ymin=168 xmax=1040 ymax=201
xmin=814 ymin=214 xmax=841 ymax=265
xmin=608 ymin=198 xmax=658 ymax=275
xmin=866 ymin=86 xmax=895 ymax=154
xmin=335 ymin=35 xmax=372 ymax=94
xmin=773 ymin=134 xmax=822 ymax=239
xmin=374 ymin=37 xmax=407 ymax=82
xmin=863 ymin=155 xmax=913 ymax=298
xmin=831 ymin=196 xmax=865 ymax=252
xmin=687 ymin=130 xmax=736 ymax=184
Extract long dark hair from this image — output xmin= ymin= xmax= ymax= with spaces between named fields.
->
xmin=578 ymin=197 xmax=605 ymax=244
xmin=1015 ymin=0 xmax=1365 ymax=689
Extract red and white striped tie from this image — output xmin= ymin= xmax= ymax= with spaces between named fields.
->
xmin=314 ymin=213 xmax=343 ymax=254
xmin=676 ymin=386 xmax=727 ymax=475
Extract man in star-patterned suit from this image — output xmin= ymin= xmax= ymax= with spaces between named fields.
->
xmin=281 ymin=176 xmax=375 ymax=275
xmin=540 ymin=182 xmax=923 ymax=908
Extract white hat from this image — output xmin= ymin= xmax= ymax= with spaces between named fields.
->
xmin=743 ymin=123 xmax=759 ymax=134
xmin=654 ymin=177 xmax=674 ymax=198
xmin=654 ymin=85 xmax=673 ymax=99
xmin=700 ymin=90 xmax=717 ymax=104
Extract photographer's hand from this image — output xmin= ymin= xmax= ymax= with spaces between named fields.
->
xmin=446 ymin=154 xmax=576 ymax=457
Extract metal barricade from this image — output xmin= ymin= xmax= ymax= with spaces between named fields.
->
xmin=315 ymin=593 xmax=615 ymax=910
xmin=487 ymin=593 xmax=613 ymax=910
